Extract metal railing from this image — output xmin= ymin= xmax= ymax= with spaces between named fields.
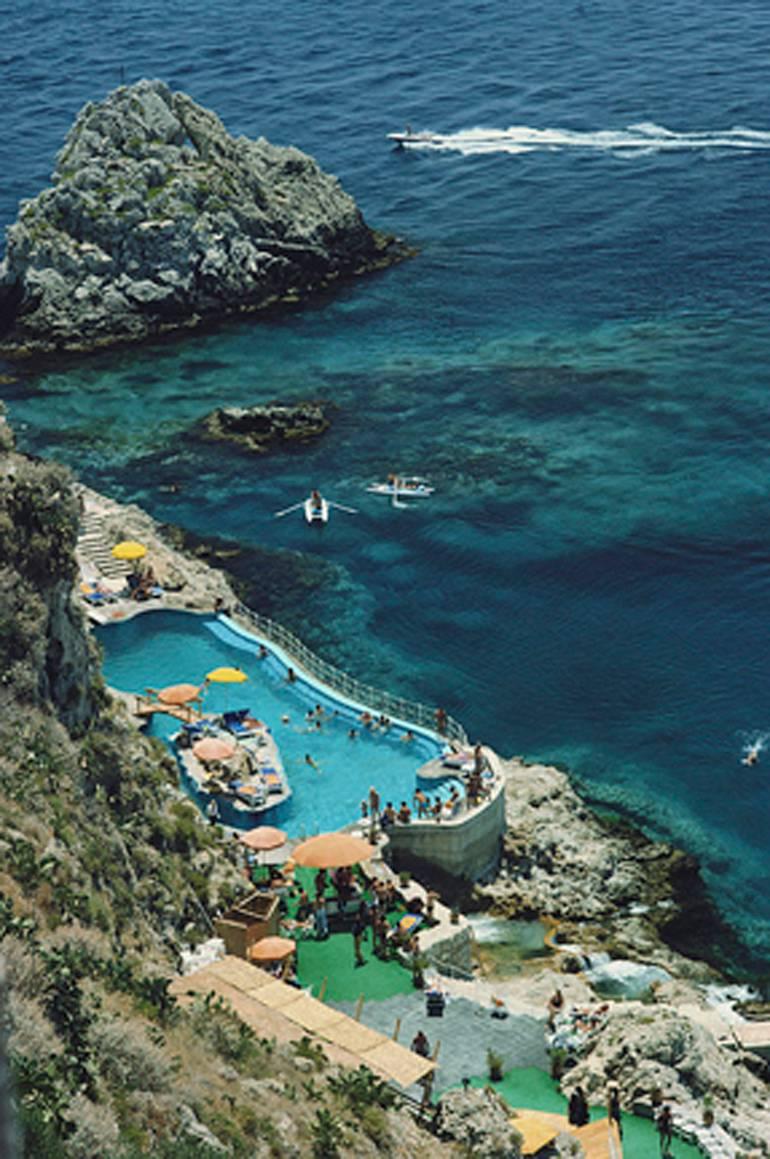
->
xmin=233 ymin=602 xmax=468 ymax=745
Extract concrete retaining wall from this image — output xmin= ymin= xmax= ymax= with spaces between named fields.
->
xmin=386 ymin=770 xmax=506 ymax=883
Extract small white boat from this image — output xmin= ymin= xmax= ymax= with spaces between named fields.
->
xmin=387 ymin=130 xmax=440 ymax=147
xmin=304 ymin=494 xmax=329 ymax=524
xmin=367 ymin=476 xmax=435 ymax=498
xmin=275 ymin=492 xmax=356 ymax=523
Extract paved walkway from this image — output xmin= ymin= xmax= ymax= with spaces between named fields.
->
xmin=332 ymin=990 xmax=548 ymax=1095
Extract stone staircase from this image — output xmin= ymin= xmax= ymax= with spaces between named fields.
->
xmin=76 ymin=508 xmax=132 ymax=581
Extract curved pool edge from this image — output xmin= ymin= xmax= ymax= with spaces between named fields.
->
xmin=218 ymin=611 xmax=447 ymax=749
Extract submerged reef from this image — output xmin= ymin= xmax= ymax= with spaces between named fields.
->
xmin=0 ymin=79 xmax=406 ymax=357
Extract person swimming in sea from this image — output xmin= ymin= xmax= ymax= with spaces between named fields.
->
xmin=305 ymin=753 xmax=319 ymax=770
xmin=741 ymin=734 xmax=765 ymax=766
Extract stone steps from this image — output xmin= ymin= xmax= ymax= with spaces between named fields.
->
xmin=76 ymin=512 xmax=133 ymax=579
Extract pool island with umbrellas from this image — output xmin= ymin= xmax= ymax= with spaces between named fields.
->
xmin=130 ymin=666 xmax=292 ymax=825
xmin=170 ymin=665 xmax=292 ymax=825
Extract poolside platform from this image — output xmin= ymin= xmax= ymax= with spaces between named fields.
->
xmin=385 ymin=746 xmax=507 ymax=882
xmin=169 ymin=955 xmax=435 ymax=1088
xmin=512 ymin=1109 xmax=622 ymax=1158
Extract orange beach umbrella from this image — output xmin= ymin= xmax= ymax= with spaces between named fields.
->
xmin=158 ymin=683 xmax=202 ymax=706
xmin=192 ymin=736 xmax=237 ymax=762
xmin=291 ymin=832 xmax=376 ymax=869
xmin=240 ymin=826 xmax=288 ymax=852
xmin=248 ymin=936 xmax=296 ymax=962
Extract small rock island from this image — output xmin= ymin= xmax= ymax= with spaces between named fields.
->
xmin=0 ymin=79 xmax=404 ymax=356
xmin=199 ymin=400 xmax=331 ymax=453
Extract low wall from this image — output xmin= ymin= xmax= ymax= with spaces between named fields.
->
xmin=386 ymin=766 xmax=506 ymax=883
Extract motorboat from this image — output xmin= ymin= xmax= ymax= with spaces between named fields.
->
xmin=304 ymin=494 xmax=329 ymax=524
xmin=387 ymin=129 xmax=440 ymax=147
xmin=366 ymin=476 xmax=435 ymax=498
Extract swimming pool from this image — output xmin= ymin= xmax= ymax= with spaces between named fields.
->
xmin=95 ymin=610 xmax=449 ymax=836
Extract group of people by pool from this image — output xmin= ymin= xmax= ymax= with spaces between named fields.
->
xmin=360 ymin=779 xmax=466 ymax=829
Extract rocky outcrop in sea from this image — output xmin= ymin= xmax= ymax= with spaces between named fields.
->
xmin=0 ymin=79 xmax=405 ymax=356
xmin=199 ymin=400 xmax=331 ymax=453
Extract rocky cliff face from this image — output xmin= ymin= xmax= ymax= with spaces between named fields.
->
xmin=563 ymin=1001 xmax=770 ymax=1156
xmin=0 ymin=421 xmax=100 ymax=731
xmin=478 ymin=760 xmax=736 ymax=977
xmin=0 ymin=79 xmax=402 ymax=356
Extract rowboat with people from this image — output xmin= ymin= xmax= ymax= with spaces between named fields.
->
xmin=304 ymin=490 xmax=329 ymax=524
xmin=274 ymin=489 xmax=358 ymax=524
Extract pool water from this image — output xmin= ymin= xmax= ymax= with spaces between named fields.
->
xmin=95 ymin=610 xmax=449 ymax=835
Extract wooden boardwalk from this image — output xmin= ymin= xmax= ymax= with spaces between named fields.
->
xmin=513 ymin=1109 xmax=623 ymax=1158
xmin=132 ymin=694 xmax=212 ymax=724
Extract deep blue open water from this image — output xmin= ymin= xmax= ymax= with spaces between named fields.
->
xmin=4 ymin=1 xmax=770 ymax=966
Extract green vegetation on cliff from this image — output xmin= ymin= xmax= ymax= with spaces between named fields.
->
xmin=0 ymin=415 xmax=455 ymax=1157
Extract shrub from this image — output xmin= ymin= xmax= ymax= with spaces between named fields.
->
xmin=311 ymin=1108 xmax=344 ymax=1158
xmin=62 ymin=1093 xmax=119 ymax=1159
xmin=327 ymin=1065 xmax=396 ymax=1110
xmin=0 ymin=935 xmax=45 ymax=997
xmin=89 ymin=1016 xmax=172 ymax=1092
xmin=292 ymin=1034 xmax=327 ymax=1071
xmin=487 ymin=1049 xmax=504 ymax=1082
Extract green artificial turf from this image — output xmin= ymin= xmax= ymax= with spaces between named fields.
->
xmin=286 ymin=866 xmax=416 ymax=1003
xmin=295 ymin=927 xmax=415 ymax=1003
xmin=467 ymin=1069 xmax=705 ymax=1159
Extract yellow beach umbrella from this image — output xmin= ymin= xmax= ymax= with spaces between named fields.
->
xmin=111 ymin=540 xmax=147 ymax=561
xmin=205 ymin=667 xmax=248 ymax=684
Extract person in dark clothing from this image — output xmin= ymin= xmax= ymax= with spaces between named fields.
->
xmin=656 ymin=1105 xmax=673 ymax=1155
xmin=568 ymin=1085 xmax=589 ymax=1127
xmin=411 ymin=1030 xmax=430 ymax=1057
xmin=352 ymin=912 xmax=367 ymax=966
xmin=608 ymin=1086 xmax=623 ymax=1138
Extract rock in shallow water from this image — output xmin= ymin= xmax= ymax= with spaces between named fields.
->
xmin=199 ymin=400 xmax=331 ymax=453
xmin=0 ymin=79 xmax=405 ymax=357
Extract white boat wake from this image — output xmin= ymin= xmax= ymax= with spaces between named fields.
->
xmin=394 ymin=122 xmax=770 ymax=157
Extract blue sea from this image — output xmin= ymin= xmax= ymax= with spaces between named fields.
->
xmin=4 ymin=1 xmax=770 ymax=967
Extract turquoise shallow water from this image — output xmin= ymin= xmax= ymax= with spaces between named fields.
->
xmin=4 ymin=1 xmax=770 ymax=967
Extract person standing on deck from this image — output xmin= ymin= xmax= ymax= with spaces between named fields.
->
xmin=313 ymin=896 xmax=329 ymax=940
xmin=656 ymin=1105 xmax=673 ymax=1155
xmin=352 ymin=910 xmax=367 ymax=967
xmin=608 ymin=1085 xmax=623 ymax=1139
